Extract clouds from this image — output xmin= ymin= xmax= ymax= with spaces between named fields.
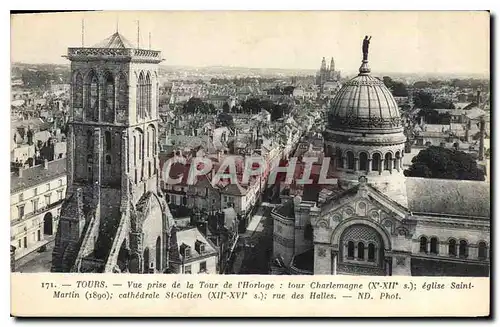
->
xmin=11 ymin=11 xmax=489 ymax=74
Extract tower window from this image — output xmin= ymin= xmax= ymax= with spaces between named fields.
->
xmin=103 ymin=72 xmax=115 ymax=122
xmin=106 ymin=155 xmax=111 ymax=165
xmin=87 ymin=130 xmax=93 ymax=150
xmin=105 ymin=131 xmax=112 ymax=151
xmin=133 ymin=136 xmax=137 ymax=165
xmin=147 ymin=131 xmax=150 ymax=157
xmin=118 ymin=73 xmax=128 ymax=112
xmin=73 ymin=72 xmax=83 ymax=108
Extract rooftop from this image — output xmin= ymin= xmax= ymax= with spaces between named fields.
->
xmin=11 ymin=159 xmax=67 ymax=193
xmin=176 ymin=227 xmax=218 ymax=262
xmin=406 ymin=177 xmax=490 ymax=218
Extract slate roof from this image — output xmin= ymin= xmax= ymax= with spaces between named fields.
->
xmin=92 ymin=32 xmax=135 ymax=49
xmin=11 ymin=159 xmax=66 ymax=193
xmin=405 ymin=177 xmax=490 ymax=218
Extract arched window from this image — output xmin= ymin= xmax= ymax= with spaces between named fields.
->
xmin=156 ymin=237 xmax=161 ymax=272
xmin=148 ymin=161 xmax=152 ymax=178
xmin=102 ymin=72 xmax=114 ymax=122
xmin=87 ymin=130 xmax=93 ymax=150
xmin=106 ymin=155 xmax=111 ymax=165
xmin=117 ymin=73 xmax=128 ymax=113
xmin=459 ymin=240 xmax=468 ymax=258
xmin=182 ymin=196 xmax=187 ymax=206
xmin=430 ymin=237 xmax=439 ymax=254
xmin=153 ymin=129 xmax=157 ymax=155
xmin=384 ymin=152 xmax=392 ymax=170
xmin=137 ymin=72 xmax=146 ymax=120
xmin=336 ymin=149 xmax=343 ymax=168
xmin=359 ymin=152 xmax=368 ymax=172
xmin=73 ymin=72 xmax=83 ymax=108
xmin=138 ymin=133 xmax=143 ymax=160
xmin=147 ymin=130 xmax=150 ymax=157
xmin=347 ymin=241 xmax=354 ymax=258
xmin=86 ymin=71 xmax=99 ymax=121
xmin=368 ymin=243 xmax=375 ymax=261
xmin=372 ymin=153 xmax=381 ymax=172
xmin=105 ymin=131 xmax=111 ymax=151
xmin=346 ymin=151 xmax=355 ymax=170
xmin=133 ymin=136 xmax=137 ymax=166
xmin=145 ymin=73 xmax=152 ymax=117
xmin=395 ymin=151 xmax=401 ymax=169
xmin=448 ymin=239 xmax=457 ymax=256
xmin=419 ymin=236 xmax=427 ymax=253
xmin=143 ymin=248 xmax=150 ymax=273
xmin=357 ymin=242 xmax=365 ymax=260
xmin=478 ymin=242 xmax=487 ymax=260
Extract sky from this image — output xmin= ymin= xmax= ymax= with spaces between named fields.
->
xmin=11 ymin=11 xmax=490 ymax=75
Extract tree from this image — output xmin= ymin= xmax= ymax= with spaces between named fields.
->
xmin=216 ymin=112 xmax=234 ymax=128
xmin=404 ymin=146 xmax=485 ymax=181
xmin=413 ymin=91 xmax=434 ymax=109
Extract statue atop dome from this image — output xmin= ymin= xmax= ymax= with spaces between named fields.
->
xmin=362 ymin=36 xmax=372 ymax=61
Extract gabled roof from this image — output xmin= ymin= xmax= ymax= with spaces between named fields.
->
xmin=92 ymin=32 xmax=135 ymax=49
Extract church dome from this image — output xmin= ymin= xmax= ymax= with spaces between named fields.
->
xmin=328 ymin=61 xmax=402 ymax=132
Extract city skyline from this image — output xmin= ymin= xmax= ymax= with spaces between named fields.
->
xmin=11 ymin=11 xmax=489 ymax=75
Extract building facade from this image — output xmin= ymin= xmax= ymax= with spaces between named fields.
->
xmin=10 ymin=159 xmax=67 ymax=260
xmin=169 ymin=227 xmax=219 ymax=274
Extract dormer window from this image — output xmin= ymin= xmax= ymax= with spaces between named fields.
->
xmin=195 ymin=240 xmax=205 ymax=254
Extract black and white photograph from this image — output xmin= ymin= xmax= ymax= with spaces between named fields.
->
xmin=9 ymin=10 xmax=490 ymax=282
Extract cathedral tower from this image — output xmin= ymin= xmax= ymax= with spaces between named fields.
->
xmin=52 ymin=32 xmax=174 ymax=273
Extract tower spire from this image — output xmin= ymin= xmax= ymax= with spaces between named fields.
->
xmin=320 ymin=57 xmax=326 ymax=70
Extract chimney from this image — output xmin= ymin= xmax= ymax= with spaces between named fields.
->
xmin=476 ymin=89 xmax=481 ymax=106
xmin=43 ymin=159 xmax=49 ymax=169
xmin=479 ymin=118 xmax=485 ymax=161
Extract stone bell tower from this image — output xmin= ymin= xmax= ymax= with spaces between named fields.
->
xmin=52 ymin=32 xmax=173 ymax=273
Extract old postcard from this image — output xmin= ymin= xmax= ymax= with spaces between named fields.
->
xmin=10 ymin=10 xmax=490 ymax=317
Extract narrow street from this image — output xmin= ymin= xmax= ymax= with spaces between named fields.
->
xmin=231 ymin=203 xmax=274 ymax=274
